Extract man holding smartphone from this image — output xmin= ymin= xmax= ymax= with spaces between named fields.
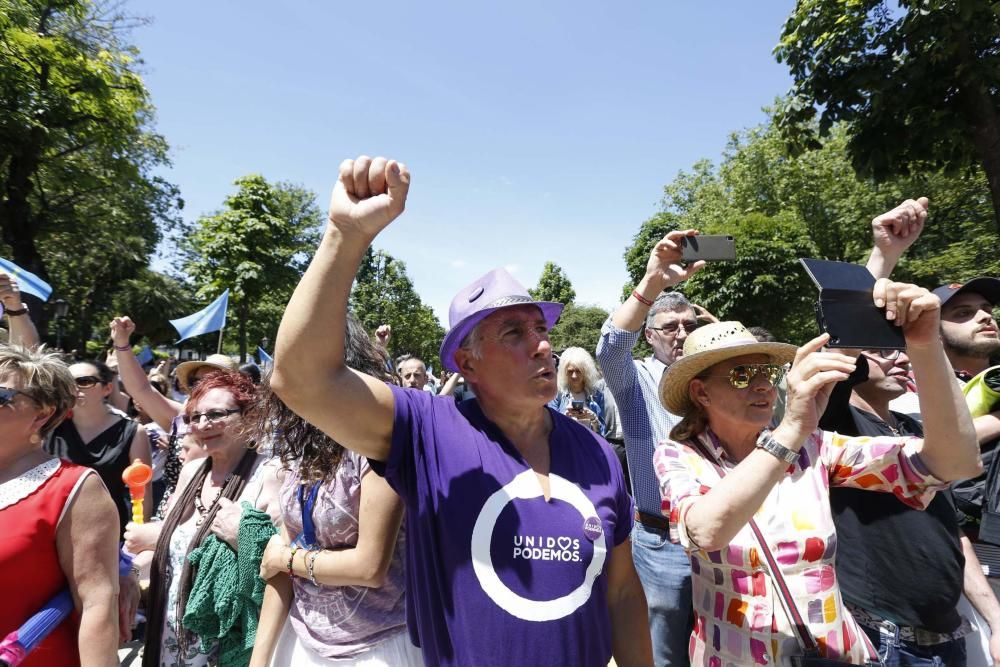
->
xmin=596 ymin=230 xmax=705 ymax=666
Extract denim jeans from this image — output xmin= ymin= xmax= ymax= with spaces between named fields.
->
xmin=631 ymin=521 xmax=693 ymax=667
xmin=861 ymin=623 xmax=967 ymax=667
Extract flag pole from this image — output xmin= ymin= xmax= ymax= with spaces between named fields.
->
xmin=216 ymin=324 xmax=225 ymax=355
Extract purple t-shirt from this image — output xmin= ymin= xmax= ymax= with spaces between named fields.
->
xmin=374 ymin=385 xmax=634 ymax=667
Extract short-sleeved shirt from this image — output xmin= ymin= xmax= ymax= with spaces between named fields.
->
xmin=280 ymin=453 xmax=408 ymax=658
xmin=820 ymin=363 xmax=964 ymax=632
xmin=654 ymin=429 xmax=944 ymax=665
xmin=373 ymin=384 xmax=634 ymax=667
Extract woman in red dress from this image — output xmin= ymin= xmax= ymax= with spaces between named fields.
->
xmin=0 ymin=345 xmax=120 ymax=666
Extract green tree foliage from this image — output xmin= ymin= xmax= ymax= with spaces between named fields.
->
xmin=110 ymin=268 xmax=196 ymax=345
xmin=350 ymin=248 xmax=445 ymax=369
xmin=622 ymin=112 xmax=1000 ymax=344
xmin=0 ymin=0 xmax=180 ymax=348
xmin=774 ymin=0 xmax=1000 ymax=230
xmin=548 ymin=304 xmax=609 ymax=353
xmin=529 ymin=261 xmax=576 ymax=304
xmin=181 ymin=175 xmax=322 ymax=361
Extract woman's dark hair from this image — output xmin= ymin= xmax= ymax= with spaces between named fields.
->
xmin=245 ymin=312 xmax=395 ymax=484
xmin=239 ymin=362 xmax=261 ymax=384
xmin=76 ymin=359 xmax=116 ymax=385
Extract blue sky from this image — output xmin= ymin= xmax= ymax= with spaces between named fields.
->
xmin=134 ymin=0 xmax=794 ymax=325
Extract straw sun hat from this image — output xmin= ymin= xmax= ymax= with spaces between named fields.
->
xmin=658 ymin=322 xmax=798 ymax=416
xmin=174 ymin=354 xmax=239 ymax=392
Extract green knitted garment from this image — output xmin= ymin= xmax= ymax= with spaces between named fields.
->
xmin=183 ymin=502 xmax=277 ymax=667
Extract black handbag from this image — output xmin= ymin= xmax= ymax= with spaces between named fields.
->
xmin=688 ymin=437 xmax=881 ymax=666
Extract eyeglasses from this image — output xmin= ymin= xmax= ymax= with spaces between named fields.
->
xmin=73 ymin=376 xmax=102 ymax=388
xmin=182 ymin=408 xmax=240 ymax=425
xmin=647 ymin=320 xmax=700 ymax=336
xmin=703 ymin=363 xmax=786 ymax=389
xmin=0 ymin=387 xmax=33 ymax=407
xmin=863 ymin=349 xmax=902 ymax=361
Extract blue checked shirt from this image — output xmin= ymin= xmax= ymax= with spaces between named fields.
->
xmin=596 ymin=317 xmax=681 ymax=516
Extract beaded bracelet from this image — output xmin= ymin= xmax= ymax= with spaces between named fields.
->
xmin=631 ymin=290 xmax=654 ymax=307
xmin=307 ymin=549 xmax=322 ymax=586
xmin=287 ymin=545 xmax=300 ymax=577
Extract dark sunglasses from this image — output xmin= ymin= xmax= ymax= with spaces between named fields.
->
xmin=703 ymin=363 xmax=786 ymax=389
xmin=73 ymin=376 xmax=102 ymax=388
xmin=182 ymin=407 xmax=240 ymax=425
xmin=0 ymin=387 xmax=33 ymax=406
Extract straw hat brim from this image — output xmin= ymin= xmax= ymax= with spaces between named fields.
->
xmin=175 ymin=357 xmax=238 ymax=392
xmin=659 ymin=340 xmax=798 ymax=416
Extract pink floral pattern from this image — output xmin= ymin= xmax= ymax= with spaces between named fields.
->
xmin=653 ymin=429 xmax=944 ymax=666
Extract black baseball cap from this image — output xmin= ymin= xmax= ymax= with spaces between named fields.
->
xmin=932 ymin=277 xmax=1000 ymax=308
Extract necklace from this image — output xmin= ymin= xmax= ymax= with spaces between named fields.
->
xmin=194 ymin=473 xmax=233 ymax=526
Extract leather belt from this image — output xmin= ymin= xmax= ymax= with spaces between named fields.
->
xmin=847 ymin=603 xmax=973 ymax=646
xmin=634 ymin=509 xmax=670 ymax=532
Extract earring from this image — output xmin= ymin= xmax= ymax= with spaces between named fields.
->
xmin=29 ymin=432 xmax=41 ymax=445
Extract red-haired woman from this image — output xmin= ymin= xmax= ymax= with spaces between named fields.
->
xmin=136 ymin=371 xmax=283 ymax=667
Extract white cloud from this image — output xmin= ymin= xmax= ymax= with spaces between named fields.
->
xmin=450 ymin=259 xmax=467 ymax=269
xmin=504 ymin=263 xmax=520 ymax=274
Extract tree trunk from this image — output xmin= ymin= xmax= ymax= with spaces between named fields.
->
xmin=956 ymin=38 xmax=1000 ymax=235
xmin=0 ymin=143 xmax=47 ymax=276
xmin=964 ymin=87 xmax=1000 ymax=233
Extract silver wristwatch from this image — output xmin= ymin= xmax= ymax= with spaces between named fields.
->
xmin=755 ymin=432 xmax=799 ymax=464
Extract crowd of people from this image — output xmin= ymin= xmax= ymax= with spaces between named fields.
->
xmin=1 ymin=157 xmax=999 ymax=667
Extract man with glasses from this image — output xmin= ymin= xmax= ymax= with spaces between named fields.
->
xmin=596 ymin=229 xmax=705 ymax=666
xmin=840 ymin=197 xmax=1000 ymax=665
xmin=818 ymin=342 xmax=1000 ymax=665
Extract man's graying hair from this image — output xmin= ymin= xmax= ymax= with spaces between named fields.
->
xmin=645 ymin=292 xmax=693 ymax=328
xmin=459 ymin=322 xmax=485 ymax=361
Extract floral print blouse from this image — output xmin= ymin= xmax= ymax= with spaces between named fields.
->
xmin=653 ymin=428 xmax=945 ymax=666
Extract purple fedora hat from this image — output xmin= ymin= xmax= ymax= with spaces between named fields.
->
xmin=439 ymin=268 xmax=564 ymax=372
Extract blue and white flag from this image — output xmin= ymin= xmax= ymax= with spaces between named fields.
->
xmin=0 ymin=257 xmax=52 ymax=301
xmin=257 ymin=346 xmax=273 ymax=369
xmin=170 ymin=290 xmax=229 ymax=343
xmin=136 ymin=345 xmax=154 ymax=366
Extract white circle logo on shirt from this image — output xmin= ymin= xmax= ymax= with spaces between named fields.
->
xmin=470 ymin=470 xmax=607 ymax=622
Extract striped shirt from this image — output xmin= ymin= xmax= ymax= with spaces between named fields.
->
xmin=596 ymin=318 xmax=681 ymax=516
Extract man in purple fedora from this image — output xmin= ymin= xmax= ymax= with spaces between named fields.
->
xmin=273 ymin=155 xmax=652 ymax=667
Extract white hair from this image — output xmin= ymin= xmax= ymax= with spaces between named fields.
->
xmin=557 ymin=347 xmax=600 ymax=395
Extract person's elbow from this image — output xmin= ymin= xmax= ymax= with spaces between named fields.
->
xmin=923 ymin=437 xmax=983 ymax=481
xmin=683 ymin=505 xmax=732 ymax=553
xmin=270 ymin=366 xmax=315 ymax=411
xmin=685 ymin=531 xmax=730 ymax=554
xmin=270 ymin=367 xmax=295 ymax=402
xmin=355 ymin=554 xmax=392 ymax=588
xmin=949 ymin=452 xmax=984 ymax=481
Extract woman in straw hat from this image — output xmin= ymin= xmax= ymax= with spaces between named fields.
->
xmin=652 ymin=279 xmax=981 ymax=666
